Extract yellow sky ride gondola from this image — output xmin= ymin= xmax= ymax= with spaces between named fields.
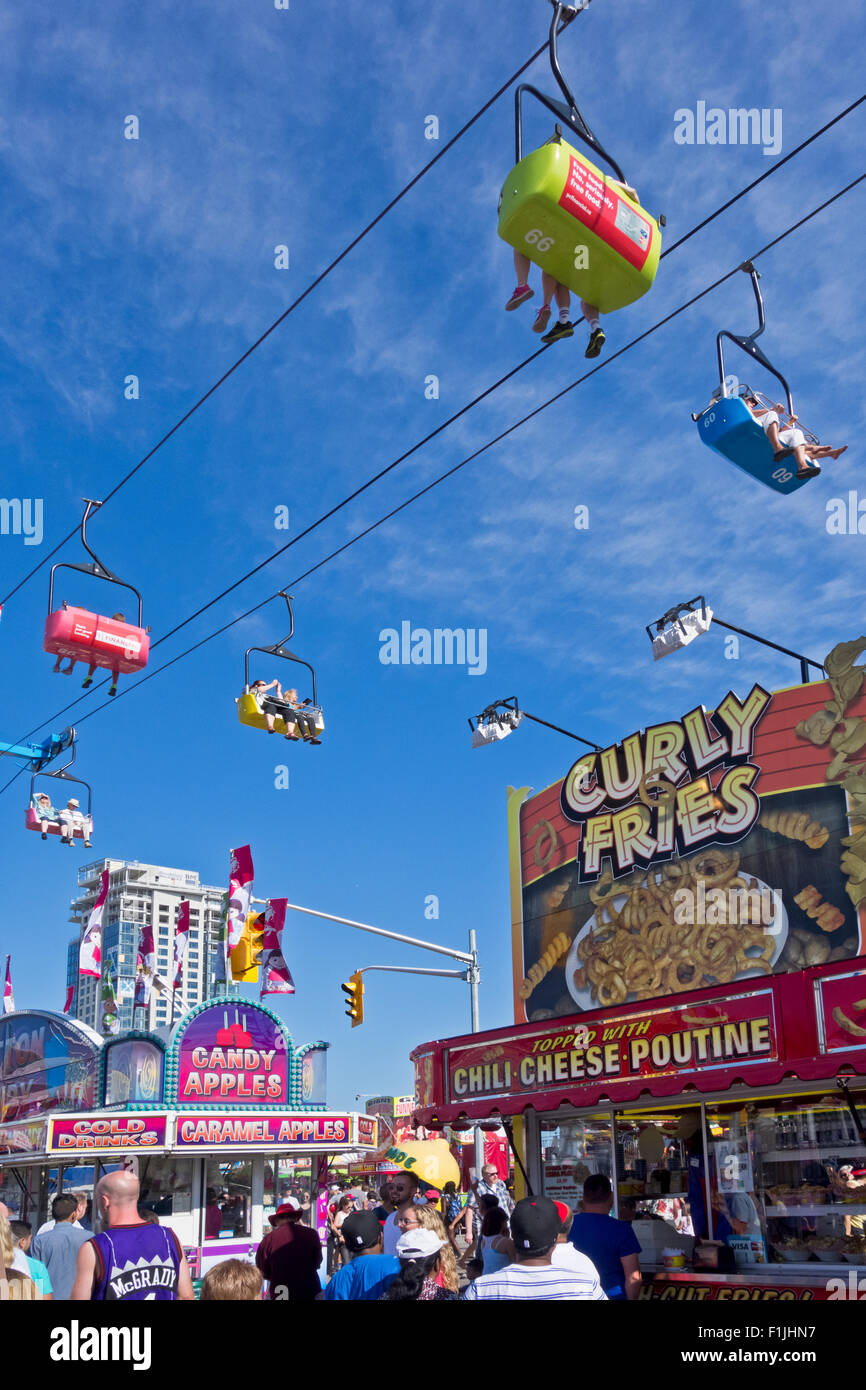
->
xmin=236 ymin=592 xmax=324 ymax=744
xmin=498 ymin=2 xmax=663 ymax=314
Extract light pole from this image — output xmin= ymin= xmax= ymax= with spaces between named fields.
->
xmin=647 ymin=596 xmax=825 ymax=683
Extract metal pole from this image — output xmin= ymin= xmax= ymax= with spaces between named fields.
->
xmin=503 ymin=1118 xmax=533 ymax=1195
xmin=285 ymin=902 xmax=473 ymax=964
xmin=709 ymin=618 xmax=824 ymax=681
xmin=468 ymin=929 xmax=485 ymax=1183
xmin=700 ymin=1102 xmax=712 ymax=1241
xmin=358 ymin=965 xmax=468 ymax=979
xmin=522 ymin=712 xmax=601 ymax=750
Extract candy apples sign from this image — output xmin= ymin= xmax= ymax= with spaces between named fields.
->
xmin=560 ymin=686 xmax=770 ymax=881
xmin=175 ymin=1002 xmax=289 ymax=1106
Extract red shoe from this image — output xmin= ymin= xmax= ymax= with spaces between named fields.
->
xmin=533 ymin=305 xmax=552 ymax=334
xmin=505 ymin=285 xmax=534 ymax=311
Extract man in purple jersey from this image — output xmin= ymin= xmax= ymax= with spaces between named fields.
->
xmin=70 ymin=1171 xmax=194 ymax=1301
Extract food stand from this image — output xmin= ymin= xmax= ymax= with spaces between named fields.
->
xmin=0 ymin=997 xmax=377 ymax=1278
xmin=413 ymin=660 xmax=866 ymax=1300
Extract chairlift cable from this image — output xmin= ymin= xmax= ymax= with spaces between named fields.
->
xmin=2 ymin=42 xmax=861 ymax=609
xmin=2 ymin=170 xmax=862 ymax=801
xmin=0 ymin=30 xmax=573 ymax=608
xmin=21 ymin=98 xmax=866 ymax=676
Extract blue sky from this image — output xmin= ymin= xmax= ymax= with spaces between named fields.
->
xmin=1 ymin=0 xmax=865 ymax=1109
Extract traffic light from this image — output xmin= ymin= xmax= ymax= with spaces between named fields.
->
xmin=230 ymin=912 xmax=266 ymax=983
xmin=341 ymin=971 xmax=364 ymax=1027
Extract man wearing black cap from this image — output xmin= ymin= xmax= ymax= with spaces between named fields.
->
xmin=463 ymin=1196 xmax=607 ymax=1300
xmin=322 ymin=1211 xmax=400 ymax=1301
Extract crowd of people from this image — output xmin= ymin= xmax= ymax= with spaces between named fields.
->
xmin=0 ymin=1164 xmax=644 ymax=1302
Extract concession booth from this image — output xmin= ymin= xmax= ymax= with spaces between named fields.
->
xmin=413 ymin=655 xmax=866 ymax=1300
xmin=0 ymin=996 xmax=377 ymax=1278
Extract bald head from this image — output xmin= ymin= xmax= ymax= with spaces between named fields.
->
xmin=95 ymin=1169 xmax=141 ymax=1226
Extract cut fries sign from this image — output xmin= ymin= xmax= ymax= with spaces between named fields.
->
xmin=510 ymin=644 xmax=866 ymax=1024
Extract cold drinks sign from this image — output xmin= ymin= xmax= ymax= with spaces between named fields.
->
xmin=175 ymin=1003 xmax=289 ymax=1105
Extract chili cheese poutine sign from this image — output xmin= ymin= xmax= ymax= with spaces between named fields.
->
xmin=446 ymin=990 xmax=777 ymax=1103
xmin=509 ymin=661 xmax=866 ymax=1024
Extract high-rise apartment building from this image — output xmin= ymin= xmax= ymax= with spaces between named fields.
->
xmin=67 ymin=858 xmax=234 ymax=1034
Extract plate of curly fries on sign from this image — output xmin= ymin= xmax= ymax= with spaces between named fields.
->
xmin=565 ymin=848 xmax=788 ymax=1012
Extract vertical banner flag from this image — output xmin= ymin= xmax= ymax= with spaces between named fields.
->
xmin=260 ymin=898 xmax=295 ymax=997
xmin=174 ymin=901 xmax=190 ymax=990
xmin=212 ymin=892 xmax=228 ymax=984
xmin=227 ymin=846 xmax=254 ymax=954
xmin=100 ymin=961 xmax=119 ymax=1035
xmin=134 ymin=925 xmax=155 ymax=1007
xmin=135 ymin=924 xmax=167 ymax=1006
xmin=3 ymin=956 xmax=14 ymax=1014
xmin=63 ymin=985 xmax=75 ymax=1015
xmin=79 ymin=868 xmax=109 ymax=978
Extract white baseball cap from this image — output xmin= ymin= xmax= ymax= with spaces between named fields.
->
xmin=396 ymin=1229 xmax=446 ymax=1260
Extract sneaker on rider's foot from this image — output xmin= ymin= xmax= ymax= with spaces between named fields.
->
xmin=532 ymin=305 xmax=552 ymax=334
xmin=585 ymin=327 xmax=606 ymax=358
xmin=541 ymin=320 xmax=574 ymax=344
xmin=505 ymin=284 xmax=534 ymax=311
xmin=796 ymin=463 xmax=821 ymax=480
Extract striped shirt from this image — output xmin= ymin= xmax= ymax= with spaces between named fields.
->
xmin=462 ymin=1260 xmax=607 ymax=1301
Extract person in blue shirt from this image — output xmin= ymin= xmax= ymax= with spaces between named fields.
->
xmin=568 ymin=1174 xmax=642 ymax=1301
xmin=322 ymin=1211 xmax=400 ymax=1301
xmin=11 ymin=1221 xmax=53 ymax=1298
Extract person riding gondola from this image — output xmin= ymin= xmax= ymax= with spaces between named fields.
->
xmin=282 ymin=688 xmax=321 ymax=745
xmin=741 ymin=393 xmax=847 ymax=480
xmin=58 ymin=797 xmax=93 ymax=848
xmin=31 ymin=791 xmax=58 ymax=840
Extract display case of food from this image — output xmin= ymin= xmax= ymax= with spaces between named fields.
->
xmin=707 ymin=1094 xmax=866 ymax=1271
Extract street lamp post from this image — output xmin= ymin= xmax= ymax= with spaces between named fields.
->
xmin=468 ymin=696 xmax=601 ymax=750
xmin=647 ymin=596 xmax=825 ymax=683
